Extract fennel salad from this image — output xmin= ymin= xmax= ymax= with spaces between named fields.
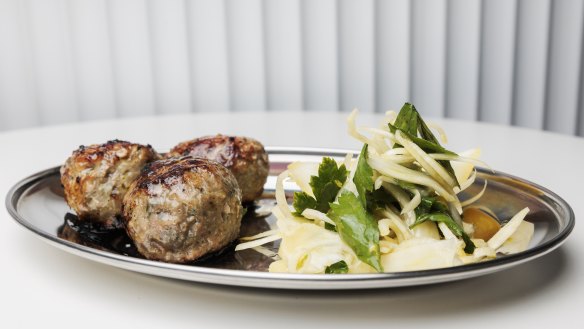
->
xmin=236 ymin=103 xmax=534 ymax=274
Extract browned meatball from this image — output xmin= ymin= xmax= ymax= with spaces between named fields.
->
xmin=60 ymin=140 xmax=159 ymax=228
xmin=167 ymin=135 xmax=269 ymax=202
xmin=122 ymin=157 xmax=243 ymax=263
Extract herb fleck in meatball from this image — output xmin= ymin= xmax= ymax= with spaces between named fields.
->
xmin=122 ymin=157 xmax=243 ymax=263
xmin=60 ymin=140 xmax=159 ymax=228
xmin=167 ymin=135 xmax=269 ymax=202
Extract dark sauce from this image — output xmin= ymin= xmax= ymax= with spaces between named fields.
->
xmin=59 ymin=213 xmax=141 ymax=257
xmin=57 ymin=198 xmax=279 ymax=271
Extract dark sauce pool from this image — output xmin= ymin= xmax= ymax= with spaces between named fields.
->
xmin=57 ymin=198 xmax=280 ymax=271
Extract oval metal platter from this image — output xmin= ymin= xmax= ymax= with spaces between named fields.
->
xmin=5 ymin=148 xmax=575 ymax=290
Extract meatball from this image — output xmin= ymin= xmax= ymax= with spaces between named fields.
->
xmin=60 ymin=140 xmax=159 ymax=228
xmin=167 ymin=135 xmax=269 ymax=202
xmin=122 ymin=157 xmax=243 ymax=263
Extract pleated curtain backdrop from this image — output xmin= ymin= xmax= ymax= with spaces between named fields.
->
xmin=1 ymin=0 xmax=584 ymax=136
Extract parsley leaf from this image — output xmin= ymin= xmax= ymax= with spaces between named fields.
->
xmin=352 ymin=144 xmax=374 ymax=207
xmin=292 ymin=191 xmax=317 ymax=214
xmin=325 ymin=260 xmax=349 ymax=274
xmin=292 ymin=157 xmax=348 ymax=215
xmin=352 ymin=145 xmax=398 ymax=213
xmin=311 ymin=157 xmax=348 ymax=212
xmin=329 ymin=192 xmax=383 ymax=272
xmin=366 ymin=188 xmax=397 ymax=213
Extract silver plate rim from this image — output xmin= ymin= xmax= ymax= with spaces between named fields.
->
xmin=5 ymin=147 xmax=576 ymax=290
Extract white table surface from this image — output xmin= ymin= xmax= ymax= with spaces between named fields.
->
xmin=1 ymin=112 xmax=582 ymax=328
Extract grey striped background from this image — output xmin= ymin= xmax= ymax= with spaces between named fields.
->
xmin=1 ymin=0 xmax=584 ymax=136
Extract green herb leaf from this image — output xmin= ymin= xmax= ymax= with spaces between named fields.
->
xmin=325 ymin=260 xmax=349 ymax=274
xmin=365 ymin=188 xmax=397 ymax=213
xmin=353 ymin=144 xmax=397 ymax=213
xmin=310 ymin=157 xmax=348 ymax=213
xmin=414 ymin=196 xmax=436 ymax=217
xmin=395 ymin=179 xmax=418 ymax=191
xmin=324 ymin=222 xmax=337 ymax=232
xmin=389 ymin=125 xmax=457 ymax=155
xmin=410 ymin=212 xmax=476 ymax=254
xmin=329 ymin=192 xmax=383 ymax=272
xmin=293 ymin=191 xmax=317 ymax=215
xmin=353 ymin=144 xmax=374 ymax=207
xmin=292 ymin=157 xmax=348 ymax=215
xmin=418 ymin=112 xmax=441 ymax=144
xmin=388 ymin=103 xmax=459 ymax=186
xmin=392 ymin=103 xmax=419 ymax=136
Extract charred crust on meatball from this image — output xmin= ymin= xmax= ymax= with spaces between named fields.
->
xmin=168 ymin=135 xmax=263 ymax=166
xmin=122 ymin=156 xmax=243 ymax=263
xmin=60 ymin=140 xmax=160 ymax=228
xmin=166 ymin=135 xmax=269 ymax=202
xmin=134 ymin=157 xmax=230 ymax=193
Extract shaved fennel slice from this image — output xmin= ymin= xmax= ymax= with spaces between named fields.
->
xmin=275 ymin=170 xmax=293 ymax=218
xmin=437 ymin=221 xmax=468 ymax=256
xmin=360 ymin=127 xmax=393 ymax=139
xmin=426 ymin=122 xmax=449 ymax=144
xmin=459 ymin=246 xmax=496 ymax=264
xmin=384 ymin=110 xmax=397 ymax=123
xmin=348 ymin=109 xmax=393 ymax=153
xmin=271 ymin=191 xmax=373 ymax=273
xmin=380 ymin=149 xmax=415 ymax=164
xmin=347 ymin=109 xmax=370 ymax=145
xmin=374 ymin=176 xmax=383 ymax=190
xmin=381 ymin=154 xmax=415 ymax=164
xmin=374 ymin=175 xmax=395 ymax=190
xmin=450 ymin=148 xmax=482 ymax=184
xmin=273 ymin=221 xmax=371 ymax=274
xmin=271 ymin=207 xmax=310 ymax=240
xmin=235 ymin=234 xmax=281 ymax=251
xmin=381 ymin=238 xmax=458 ymax=272
xmin=337 ymin=153 xmax=359 ymax=199
xmin=411 ymin=221 xmax=441 ymax=240
xmin=497 ymin=221 xmax=534 ymax=254
xmin=448 ymin=201 xmax=464 ymax=225
xmin=376 ymin=207 xmax=413 ymax=242
xmin=384 ymin=147 xmax=408 ymax=156
xmin=387 ymin=217 xmax=413 ymax=243
xmin=343 ymin=153 xmax=354 ymax=169
xmin=472 ymin=246 xmax=496 ymax=259
xmin=382 ymin=182 xmax=416 ymax=225
xmin=287 ymin=161 xmax=319 ymax=197
xmin=360 ymin=127 xmax=394 ymax=154
xmin=487 ymin=207 xmax=530 ymax=250
xmin=368 ymin=154 xmax=457 ymax=203
xmin=268 ymin=260 xmax=288 ymax=272
xmin=252 ymin=246 xmax=278 ymax=258
xmin=454 ymin=169 xmax=477 ymax=194
xmin=431 ymin=153 xmax=490 ymax=172
xmin=388 ymin=152 xmax=490 ymax=180
xmin=460 ymin=180 xmax=488 ymax=207
xmin=395 ymin=130 xmax=456 ymax=188
xmin=401 ymin=189 xmax=421 ymax=215
xmin=379 ymin=240 xmax=397 ymax=254
xmin=438 ymin=222 xmax=457 ymax=240
xmin=302 ymin=209 xmax=336 ymax=226
xmin=378 ymin=218 xmax=392 ymax=236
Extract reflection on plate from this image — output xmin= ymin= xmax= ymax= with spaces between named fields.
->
xmin=5 ymin=148 xmax=575 ymax=290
